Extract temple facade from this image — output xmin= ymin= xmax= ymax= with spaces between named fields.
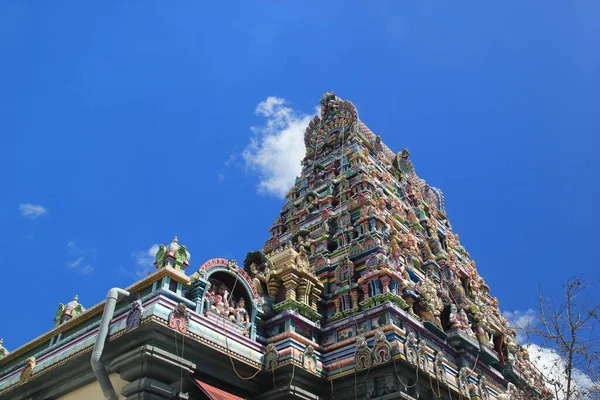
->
xmin=0 ymin=92 xmax=549 ymax=400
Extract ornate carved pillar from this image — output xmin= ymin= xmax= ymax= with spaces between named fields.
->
xmin=281 ymin=273 xmax=299 ymax=302
xmin=380 ymin=276 xmax=391 ymax=294
xmin=361 ymin=283 xmax=370 ymax=300
xmin=351 ymin=289 xmax=360 ymax=310
xmin=334 ymin=297 xmax=341 ymax=314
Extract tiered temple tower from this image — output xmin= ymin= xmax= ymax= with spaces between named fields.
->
xmin=0 ymin=92 xmax=548 ymax=400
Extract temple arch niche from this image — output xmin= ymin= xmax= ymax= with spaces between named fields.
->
xmin=196 ymin=258 xmax=260 ymax=339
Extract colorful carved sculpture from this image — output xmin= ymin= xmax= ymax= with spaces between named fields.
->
xmin=263 ymin=343 xmax=279 ymax=371
xmin=168 ymin=303 xmax=190 ymax=335
xmin=154 ymin=237 xmax=191 ymax=271
xmin=54 ymin=295 xmax=85 ymax=326
xmin=458 ymin=367 xmax=471 ymax=398
xmin=354 ymin=335 xmax=372 ymax=370
xmin=372 ymin=330 xmax=392 ymax=365
xmin=302 ymin=345 xmax=317 ymax=373
xmin=405 ymin=332 xmax=419 ymax=367
xmin=126 ymin=300 xmax=144 ymax=331
xmin=433 ymin=351 xmax=446 ymax=383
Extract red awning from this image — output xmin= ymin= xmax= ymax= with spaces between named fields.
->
xmin=194 ymin=379 xmax=246 ymax=400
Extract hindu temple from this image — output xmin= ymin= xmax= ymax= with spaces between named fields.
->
xmin=0 ymin=92 xmax=550 ymax=400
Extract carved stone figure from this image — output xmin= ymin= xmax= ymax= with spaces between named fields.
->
xmin=405 ymin=332 xmax=419 ymax=366
xmin=302 ymin=345 xmax=317 ymax=372
xmin=458 ymin=367 xmax=471 ymax=398
xmin=478 ymin=375 xmax=490 ymax=400
xmin=245 ymin=251 xmax=273 ymax=297
xmin=126 ymin=300 xmax=144 ymax=331
xmin=372 ymin=330 xmax=392 ymax=364
xmin=433 ymin=352 xmax=446 ymax=383
xmin=416 ymin=274 xmax=444 ymax=329
xmin=54 ymin=295 xmax=85 ymax=326
xmin=234 ymin=298 xmax=250 ymax=326
xmin=20 ymin=357 xmax=36 ymax=384
xmin=264 ymin=343 xmax=279 ymax=370
xmin=295 ymin=246 xmax=310 ymax=271
xmin=417 ymin=339 xmax=428 ymax=371
xmin=497 ymin=383 xmax=519 ymax=400
xmin=355 ymin=335 xmax=372 ymax=370
xmin=399 ymin=232 xmax=418 ymax=257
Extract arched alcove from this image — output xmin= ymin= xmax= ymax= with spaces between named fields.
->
xmin=198 ymin=258 xmax=259 ymax=339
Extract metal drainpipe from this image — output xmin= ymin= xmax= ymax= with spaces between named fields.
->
xmin=90 ymin=288 xmax=130 ymax=400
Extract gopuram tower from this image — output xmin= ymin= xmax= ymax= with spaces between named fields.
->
xmin=0 ymin=92 xmax=549 ymax=400
xmin=242 ymin=91 xmax=549 ymax=399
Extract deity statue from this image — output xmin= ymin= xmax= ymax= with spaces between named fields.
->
xmin=234 ymin=298 xmax=250 ymax=327
xmin=245 ymin=251 xmax=274 ymax=297
xmin=419 ymin=241 xmax=435 ymax=262
xmin=416 ymin=273 xmax=444 ymax=329
xmin=446 ymin=232 xmax=459 ymax=250
xmin=399 ymin=232 xmax=418 ymax=257
xmin=304 ymin=193 xmax=320 ymax=214
xmin=54 ymin=295 xmax=85 ymax=326
xmin=20 ymin=357 xmax=36 ymax=384
xmin=448 ymin=304 xmax=475 ymax=337
xmin=295 ymin=246 xmax=311 ymax=271
xmin=407 ymin=208 xmax=419 ymax=225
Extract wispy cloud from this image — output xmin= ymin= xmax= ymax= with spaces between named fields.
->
xmin=19 ymin=203 xmax=47 ymax=219
xmin=66 ymin=242 xmax=96 ymax=275
xmin=242 ymin=96 xmax=316 ymax=198
xmin=67 ymin=256 xmax=84 ymax=269
xmin=81 ymin=264 xmax=95 ymax=274
xmin=131 ymin=244 xmax=160 ymax=278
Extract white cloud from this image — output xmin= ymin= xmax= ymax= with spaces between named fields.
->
xmin=81 ymin=264 xmax=95 ymax=275
xmin=504 ymin=308 xmax=537 ymax=342
xmin=505 ymin=309 xmax=598 ymax=399
xmin=526 ymin=343 xmax=597 ymax=399
xmin=67 ymin=256 xmax=84 ymax=268
xmin=66 ymin=241 xmax=95 ymax=275
xmin=242 ymin=96 xmax=316 ymax=198
xmin=131 ymin=244 xmax=160 ymax=278
xmin=19 ymin=203 xmax=47 ymax=219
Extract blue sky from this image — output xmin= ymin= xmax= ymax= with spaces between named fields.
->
xmin=1 ymin=1 xmax=599 ymax=354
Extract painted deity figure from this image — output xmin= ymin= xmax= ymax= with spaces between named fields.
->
xmin=54 ymin=295 xmax=85 ymax=326
xmin=416 ymin=273 xmax=444 ymax=329
xmin=295 ymin=246 xmax=311 ymax=271
xmin=251 ymin=261 xmax=272 ymax=297
xmin=203 ymin=287 xmax=215 ymax=315
xmin=235 ymin=298 xmax=250 ymax=326
xmin=399 ymin=232 xmax=418 ymax=257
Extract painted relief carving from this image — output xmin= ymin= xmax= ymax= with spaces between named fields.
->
xmin=126 ymin=300 xmax=144 ymax=331
xmin=168 ymin=303 xmax=190 ymax=335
